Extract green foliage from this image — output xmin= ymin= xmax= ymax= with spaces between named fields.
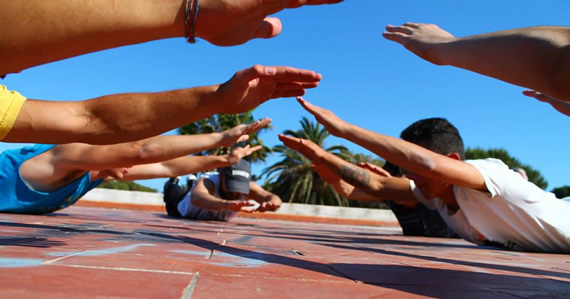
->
xmin=97 ymin=181 xmax=157 ymax=193
xmin=262 ymin=117 xmax=388 ymax=209
xmin=551 ymin=186 xmax=570 ymax=198
xmin=178 ymin=110 xmax=271 ymax=163
xmin=465 ymin=147 xmax=548 ymax=189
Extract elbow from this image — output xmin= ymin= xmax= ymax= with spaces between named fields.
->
xmin=133 ymin=141 xmax=163 ymax=164
xmin=410 ymin=155 xmax=438 ymax=177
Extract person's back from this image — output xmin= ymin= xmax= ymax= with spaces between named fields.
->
xmin=0 ymin=144 xmax=102 ymax=214
xmin=177 ymin=172 xmax=241 ymax=221
xmin=453 ymin=158 xmax=570 ymax=252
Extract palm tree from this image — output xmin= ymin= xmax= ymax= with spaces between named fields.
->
xmin=178 ymin=110 xmax=271 ymax=163
xmin=261 ymin=117 xmax=351 ymax=206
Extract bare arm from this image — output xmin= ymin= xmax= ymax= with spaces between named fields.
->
xmin=279 ymin=134 xmax=416 ymax=202
xmin=3 ymin=65 xmax=320 ymax=144
xmin=0 ymin=0 xmax=342 ymax=75
xmin=248 ymin=182 xmax=282 ymax=212
xmin=50 ymin=119 xmax=269 ymax=171
xmin=191 ymin=177 xmax=254 ymax=211
xmin=297 ymin=97 xmax=486 ymax=191
xmin=383 ymin=24 xmax=570 ymax=102
xmin=113 ymin=145 xmax=262 ymax=181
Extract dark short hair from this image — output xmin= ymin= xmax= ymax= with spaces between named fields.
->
xmin=400 ymin=118 xmax=465 ymax=160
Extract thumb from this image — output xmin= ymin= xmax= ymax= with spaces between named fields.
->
xmin=253 ymin=17 xmax=283 ymax=39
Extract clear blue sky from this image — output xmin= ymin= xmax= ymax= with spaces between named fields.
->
xmin=2 ymin=0 xmax=569 ymax=192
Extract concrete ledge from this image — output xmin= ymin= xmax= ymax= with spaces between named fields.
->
xmin=81 ymin=188 xmax=398 ymax=226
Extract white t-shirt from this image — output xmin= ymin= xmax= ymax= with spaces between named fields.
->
xmin=454 ymin=158 xmax=570 ymax=253
xmin=412 ymin=158 xmax=570 ymax=253
xmin=410 ymin=180 xmax=487 ymax=245
xmin=177 ymin=172 xmax=237 ymax=221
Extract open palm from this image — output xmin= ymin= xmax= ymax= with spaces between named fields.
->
xmin=217 ymin=65 xmax=321 ymax=114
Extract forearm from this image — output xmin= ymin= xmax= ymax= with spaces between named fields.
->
xmin=437 ymin=26 xmax=570 ymax=101
xmin=191 ymin=193 xmax=231 ymax=211
xmin=0 ymin=0 xmax=184 ymax=75
xmin=317 ymin=150 xmax=390 ymax=197
xmin=6 ymin=85 xmax=219 ymax=144
xmin=341 ymin=125 xmax=440 ymax=179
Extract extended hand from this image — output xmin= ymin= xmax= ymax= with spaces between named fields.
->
xmin=523 ymin=90 xmax=570 ymax=116
xmin=197 ymin=0 xmax=343 ymax=46
xmin=383 ymin=23 xmax=456 ymax=65
xmin=226 ymin=198 xmax=260 ymax=212
xmin=258 ymin=197 xmax=282 ymax=212
xmin=220 ymin=117 xmax=272 ymax=147
xmin=296 ymin=97 xmax=350 ymax=137
xmin=278 ymin=134 xmax=325 ymax=162
xmin=217 ymin=65 xmax=322 ymax=114
xmin=227 ymin=145 xmax=263 ymax=164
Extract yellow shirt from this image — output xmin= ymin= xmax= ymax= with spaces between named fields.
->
xmin=0 ymin=85 xmax=26 ymax=140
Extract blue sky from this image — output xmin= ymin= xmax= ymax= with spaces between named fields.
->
xmin=2 ymin=0 xmax=569 ymax=192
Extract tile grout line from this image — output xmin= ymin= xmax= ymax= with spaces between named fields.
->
xmin=43 ymin=251 xmax=88 ymax=264
xmin=181 ymin=272 xmax=200 ymax=299
xmin=56 ymin=264 xmax=196 ymax=275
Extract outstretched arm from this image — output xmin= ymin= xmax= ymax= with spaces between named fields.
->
xmin=523 ymin=90 xmax=570 ymax=117
xmin=4 ymin=64 xmax=320 ymax=144
xmin=0 ymin=0 xmax=342 ymax=75
xmin=113 ymin=145 xmax=262 ymax=181
xmin=297 ymin=97 xmax=487 ymax=191
xmin=383 ymin=23 xmax=570 ymax=102
xmin=278 ymin=134 xmax=415 ymax=202
xmin=51 ymin=118 xmax=270 ymax=171
xmin=191 ymin=177 xmax=258 ymax=212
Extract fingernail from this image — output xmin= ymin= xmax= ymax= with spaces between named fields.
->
xmin=265 ymin=67 xmax=276 ymax=75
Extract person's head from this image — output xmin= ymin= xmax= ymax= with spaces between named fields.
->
xmin=400 ymin=118 xmax=464 ymax=199
xmin=218 ymin=159 xmax=251 ymax=200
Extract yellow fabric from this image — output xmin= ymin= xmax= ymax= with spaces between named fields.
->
xmin=0 ymin=85 xmax=27 ymax=140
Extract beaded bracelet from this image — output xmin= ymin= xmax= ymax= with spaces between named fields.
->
xmin=184 ymin=0 xmax=199 ymax=44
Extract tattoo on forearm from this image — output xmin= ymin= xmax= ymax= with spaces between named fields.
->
xmin=341 ymin=165 xmax=371 ymax=188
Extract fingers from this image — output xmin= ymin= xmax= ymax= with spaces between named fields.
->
xmin=253 ymin=18 xmax=283 ymax=39
xmin=237 ymin=65 xmax=321 ymax=84
xmin=273 ymin=89 xmax=306 ymax=98
xmin=247 ymin=145 xmax=263 ymax=154
xmin=296 ymin=96 xmax=324 ymax=116
xmin=245 ymin=117 xmax=272 ymax=133
xmin=522 ymin=90 xmax=550 ymax=103
xmin=286 ymin=0 xmax=344 ymax=8
xmin=274 ymin=82 xmax=319 ymax=99
xmin=385 ymin=24 xmax=414 ymax=35
xmin=383 ymin=25 xmax=412 ymax=44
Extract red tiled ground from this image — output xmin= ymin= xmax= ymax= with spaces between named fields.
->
xmin=0 ymin=206 xmax=568 ymax=298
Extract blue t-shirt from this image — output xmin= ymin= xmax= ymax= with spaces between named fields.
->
xmin=0 ymin=144 xmax=103 ymax=214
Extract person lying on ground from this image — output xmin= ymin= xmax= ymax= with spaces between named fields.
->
xmin=383 ymin=23 xmax=570 ymax=104
xmin=1 ymin=65 xmax=320 ymax=144
xmin=0 ymin=118 xmax=270 ymax=215
xmin=168 ymin=158 xmax=282 ymax=221
xmin=279 ymin=135 xmax=457 ymax=238
xmin=295 ymin=96 xmax=570 ymax=253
